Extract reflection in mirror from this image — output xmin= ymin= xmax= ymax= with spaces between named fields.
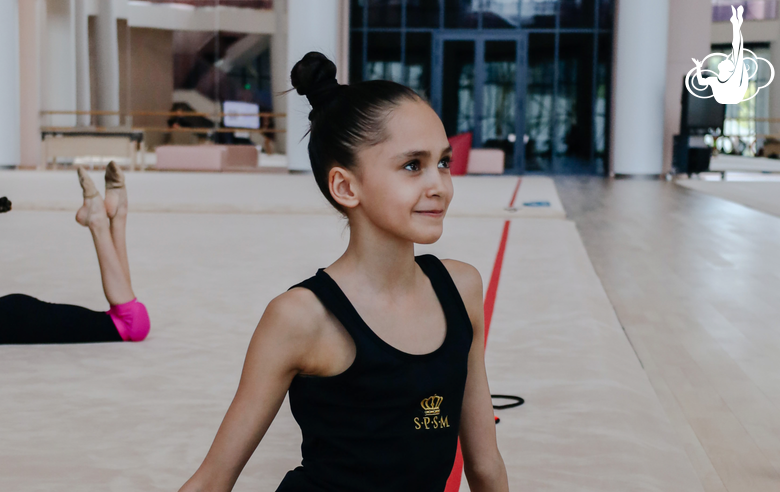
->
xmin=367 ymin=32 xmax=404 ymax=83
xmin=595 ymin=34 xmax=611 ymax=174
xmin=368 ymin=0 xmax=402 ymax=27
xmin=525 ymin=34 xmax=554 ymax=172
xmin=142 ymin=0 xmax=272 ymax=6
xmin=445 ymin=0 xmax=479 ymax=28
xmin=482 ymin=41 xmax=517 ymax=170
xmin=481 ymin=0 xmax=521 ymax=28
xmin=442 ymin=41 xmax=476 ymax=137
xmin=559 ymin=0 xmax=595 ymax=28
xmin=555 ymin=34 xmax=595 ymax=174
xmin=518 ymin=0 xmax=557 ymax=28
xmin=407 ymin=0 xmax=441 ymax=28
xmin=405 ymin=33 xmax=432 ymax=98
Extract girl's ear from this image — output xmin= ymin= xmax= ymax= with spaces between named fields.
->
xmin=329 ymin=165 xmax=360 ymax=210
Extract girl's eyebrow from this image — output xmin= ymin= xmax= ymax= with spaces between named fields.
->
xmin=395 ymin=146 xmax=453 ymax=160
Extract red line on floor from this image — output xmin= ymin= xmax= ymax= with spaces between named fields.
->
xmin=444 ymin=178 xmax=520 ymax=492
xmin=483 ymin=220 xmax=510 ymax=344
xmin=508 ymin=177 xmax=522 ymax=208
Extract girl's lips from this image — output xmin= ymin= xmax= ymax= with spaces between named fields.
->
xmin=416 ymin=210 xmax=444 ymax=216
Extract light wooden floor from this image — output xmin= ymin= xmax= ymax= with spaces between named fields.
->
xmin=557 ymin=177 xmax=780 ymax=492
xmin=677 ymin=179 xmax=780 ymax=219
xmin=459 ymin=218 xmax=702 ymax=491
xmin=0 ymin=171 xmax=699 ymax=491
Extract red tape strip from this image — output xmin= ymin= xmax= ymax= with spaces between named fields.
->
xmin=443 ymin=178 xmax=520 ymax=491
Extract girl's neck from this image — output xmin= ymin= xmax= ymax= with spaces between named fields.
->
xmin=328 ymin=224 xmax=419 ymax=296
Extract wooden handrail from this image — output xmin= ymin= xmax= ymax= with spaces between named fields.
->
xmin=41 ymin=126 xmax=285 ymax=134
xmin=725 ymin=117 xmax=780 ymax=122
xmin=40 ymin=110 xmax=285 ymax=118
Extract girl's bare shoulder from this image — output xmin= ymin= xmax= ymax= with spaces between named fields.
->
xmin=259 ymin=287 xmax=331 ymax=343
xmin=440 ymin=259 xmax=483 ymax=293
xmin=258 ymin=287 xmax=353 ymax=377
xmin=439 ymin=259 xmax=484 ymax=319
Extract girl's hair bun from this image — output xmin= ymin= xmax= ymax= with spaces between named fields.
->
xmin=291 ymin=52 xmax=343 ymax=114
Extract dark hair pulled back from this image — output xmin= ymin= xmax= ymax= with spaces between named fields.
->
xmin=290 ymin=51 xmax=421 ymax=215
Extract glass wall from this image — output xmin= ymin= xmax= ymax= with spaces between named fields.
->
xmin=406 ymin=33 xmax=432 ymax=98
xmin=35 ymin=0 xmax=280 ymax=172
xmin=43 ymin=1 xmax=278 ymax=153
xmin=366 ymin=32 xmax=404 ymax=83
xmin=711 ymin=43 xmax=772 ymax=157
xmin=595 ymin=33 xmax=611 ymax=174
xmin=441 ymin=41 xmax=476 ymax=136
xmin=712 ymin=0 xmax=778 ymax=22
xmin=350 ymin=0 xmax=614 ymax=174
xmin=526 ymin=33 xmax=555 ymax=172
xmin=555 ymin=34 xmax=594 ymax=174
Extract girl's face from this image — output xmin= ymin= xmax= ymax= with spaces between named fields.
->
xmin=347 ymin=99 xmax=454 ymax=245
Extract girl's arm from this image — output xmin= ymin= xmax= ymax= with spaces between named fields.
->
xmin=178 ymin=292 xmax=318 ymax=492
xmin=443 ymin=260 xmax=509 ymax=492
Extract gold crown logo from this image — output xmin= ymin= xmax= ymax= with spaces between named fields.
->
xmin=421 ymin=395 xmax=443 ymax=416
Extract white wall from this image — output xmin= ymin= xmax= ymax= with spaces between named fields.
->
xmin=0 ymin=0 xmax=21 ymax=166
xmin=43 ymin=0 xmax=78 ymax=127
xmin=94 ymin=0 xmax=120 ymax=127
xmin=19 ymin=0 xmax=43 ymax=167
xmin=271 ymin=0 xmax=289 ymax=154
xmin=611 ymin=0 xmax=670 ymax=175
xmin=75 ymin=0 xmax=90 ymax=126
xmin=286 ymin=0 xmax=341 ymax=171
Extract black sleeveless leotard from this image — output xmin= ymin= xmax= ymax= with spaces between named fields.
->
xmin=277 ymin=254 xmax=474 ymax=492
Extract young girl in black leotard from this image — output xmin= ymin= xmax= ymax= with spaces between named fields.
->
xmin=179 ymin=52 xmax=508 ymax=492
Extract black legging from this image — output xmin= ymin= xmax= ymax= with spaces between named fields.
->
xmin=0 ymin=294 xmax=122 ymax=344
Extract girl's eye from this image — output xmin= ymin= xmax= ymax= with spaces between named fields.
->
xmin=404 ymin=157 xmax=451 ymax=172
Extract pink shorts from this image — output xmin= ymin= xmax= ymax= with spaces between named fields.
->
xmin=107 ymin=298 xmax=150 ymax=342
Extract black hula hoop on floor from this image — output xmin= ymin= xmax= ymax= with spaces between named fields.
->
xmin=491 ymin=394 xmax=524 ymax=410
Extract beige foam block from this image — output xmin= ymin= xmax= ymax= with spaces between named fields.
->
xmin=1 ymin=170 xmax=565 ymax=219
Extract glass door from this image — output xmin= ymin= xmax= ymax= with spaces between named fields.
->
xmin=432 ymin=34 xmax=526 ymax=173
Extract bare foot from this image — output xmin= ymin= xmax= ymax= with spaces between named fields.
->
xmin=104 ymin=161 xmax=128 ymax=220
xmin=75 ymin=167 xmax=109 ymax=229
